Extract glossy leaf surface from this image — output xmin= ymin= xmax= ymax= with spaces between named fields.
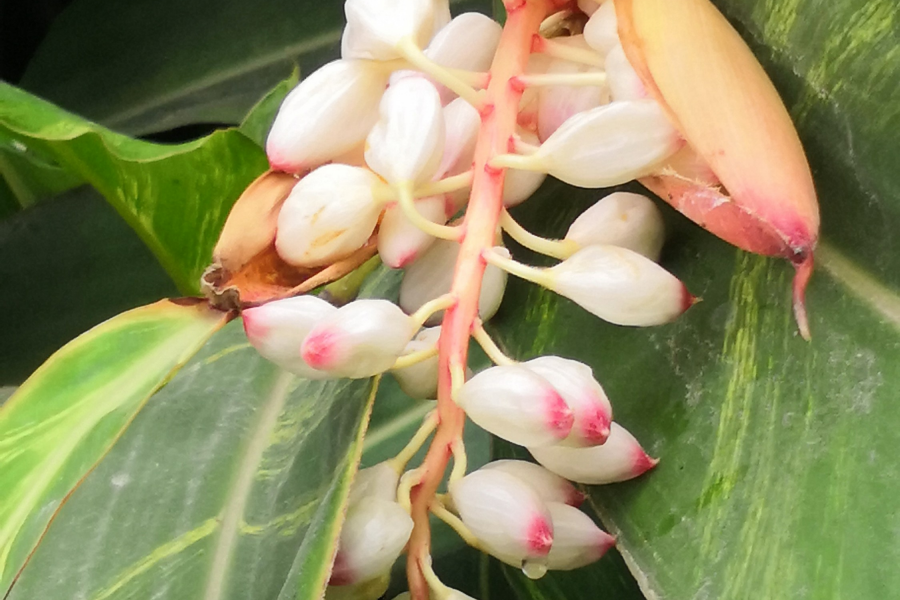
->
xmin=7 ymin=321 xmax=378 ymax=600
xmin=0 ymin=300 xmax=229 ymax=595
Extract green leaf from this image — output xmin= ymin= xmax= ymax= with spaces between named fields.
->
xmin=239 ymin=69 xmax=300 ymax=148
xmin=0 ymin=83 xmax=268 ymax=294
xmin=7 ymin=320 xmax=378 ymax=600
xmin=0 ymin=130 xmax=82 ymax=211
xmin=0 ymin=300 xmax=230 ymax=595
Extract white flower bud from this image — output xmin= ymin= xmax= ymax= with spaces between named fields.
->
xmin=565 ymin=191 xmax=665 ymax=261
xmin=325 ymin=574 xmax=390 ymax=600
xmin=503 ymin=129 xmax=547 ymax=208
xmin=537 ymin=36 xmax=609 ymax=142
xmin=267 ymin=60 xmax=389 ymax=173
xmin=583 ymin=1 xmax=619 ymax=57
xmin=545 ymin=503 xmax=615 ymax=570
xmin=544 ymin=245 xmax=692 ymax=326
xmin=450 ymin=470 xmax=554 ymax=564
xmin=390 ymin=326 xmax=441 ymax=399
xmin=378 ymin=196 xmax=447 ymax=269
xmin=329 ymin=498 xmax=413 ymax=585
xmin=525 ymin=100 xmax=681 ymax=189
xmin=529 ymin=422 xmax=658 ymax=484
xmin=606 ymin=43 xmax=647 ymax=101
xmin=522 ymin=356 xmax=612 ymax=447
xmin=342 ymin=0 xmax=436 ymax=61
xmin=301 ymin=299 xmax=417 ymax=378
xmin=457 ymin=365 xmax=574 ymax=447
xmin=577 ymin=0 xmax=602 ymax=16
xmin=242 ymin=296 xmax=336 ymax=379
xmin=480 ymin=460 xmax=585 ymax=507
xmin=399 ymin=241 xmax=508 ymax=326
xmin=425 ymin=13 xmax=502 ymax=104
xmin=348 ymin=462 xmax=401 ymax=506
xmin=366 ymin=77 xmax=445 ymax=187
xmin=275 ymin=165 xmax=382 ymax=268
xmin=439 ymin=98 xmax=481 ymax=179
xmin=431 ymin=0 xmax=452 ymax=37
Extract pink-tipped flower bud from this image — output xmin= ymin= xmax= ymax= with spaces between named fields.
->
xmin=329 ymin=498 xmax=413 ymax=585
xmin=424 ymin=13 xmax=502 ymax=104
xmin=378 ymin=196 xmax=447 ymax=268
xmin=503 ymin=129 xmax=547 ymax=208
xmin=456 ymin=365 xmax=574 ymax=447
xmin=390 ymin=326 xmax=441 ymax=399
xmin=480 ymin=460 xmax=585 ymax=507
xmin=275 ymin=165 xmax=382 ymax=268
xmin=583 ymin=1 xmax=619 ymax=57
xmin=342 ymin=0 xmax=436 ymax=61
xmin=545 ymin=503 xmax=616 ymax=570
xmin=537 ymin=36 xmax=609 ymax=142
xmin=522 ymin=356 xmax=612 ymax=447
xmin=529 ymin=422 xmax=658 ymax=484
xmin=565 ymin=191 xmax=665 ymax=261
xmin=242 ymin=296 xmax=337 ymax=380
xmin=266 ymin=60 xmax=389 ymax=173
xmin=366 ymin=77 xmax=445 ymax=187
xmin=544 ymin=245 xmax=692 ymax=326
xmin=526 ymin=99 xmax=680 ymax=189
xmin=606 ymin=43 xmax=647 ymax=101
xmin=399 ymin=241 xmax=508 ymax=326
xmin=301 ymin=299 xmax=417 ymax=379
xmin=449 ymin=469 xmax=554 ymax=564
xmin=348 ymin=462 xmax=402 ymax=507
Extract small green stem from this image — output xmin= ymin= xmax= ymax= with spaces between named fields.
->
xmin=388 ymin=411 xmax=439 ymax=473
xmin=429 ymin=501 xmax=484 ymax=551
xmin=411 ymin=293 xmax=458 ymax=329
xmin=489 ymin=152 xmax=543 ymax=172
xmin=397 ymin=38 xmax=486 ymax=107
xmin=399 ymin=183 xmax=464 ymax=241
xmin=392 ymin=345 xmax=439 ymax=370
xmin=500 ymin=210 xmax=578 ymax=260
xmin=471 ymin=320 xmax=517 ymax=366
xmin=482 ymin=247 xmax=555 ymax=288
xmin=516 ymin=71 xmax=607 ymax=87
xmin=536 ymin=36 xmax=605 ymax=67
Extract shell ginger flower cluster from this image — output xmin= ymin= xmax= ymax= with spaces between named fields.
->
xmin=230 ymin=0 xmax=821 ymax=598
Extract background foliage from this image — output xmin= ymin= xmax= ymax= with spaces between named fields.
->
xmin=1 ymin=0 xmax=898 ymax=599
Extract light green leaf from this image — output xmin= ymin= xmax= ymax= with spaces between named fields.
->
xmin=7 ymin=320 xmax=378 ymax=600
xmin=0 ymin=83 xmax=268 ymax=294
xmin=239 ymin=69 xmax=300 ymax=149
xmin=0 ymin=130 xmax=82 ymax=211
xmin=0 ymin=300 xmax=230 ymax=595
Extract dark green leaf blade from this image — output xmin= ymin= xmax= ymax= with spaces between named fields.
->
xmin=0 ymin=299 xmax=230 ymax=595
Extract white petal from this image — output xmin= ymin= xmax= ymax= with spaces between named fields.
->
xmin=330 ymin=498 xmax=413 ymax=584
xmin=523 ymin=356 xmax=612 ymax=447
xmin=430 ymin=0 xmax=452 ymax=38
xmin=348 ymin=462 xmax=401 ymax=506
xmin=378 ymin=196 xmax=447 ymax=269
xmin=302 ymin=299 xmax=417 ymax=378
xmin=242 ymin=296 xmax=336 ymax=379
xmin=457 ymin=365 xmax=574 ymax=447
xmin=390 ymin=326 xmax=442 ymax=399
xmin=267 ymin=60 xmax=388 ymax=173
xmin=565 ymin=191 xmax=665 ymax=261
xmin=533 ymin=100 xmax=681 ymax=188
xmin=545 ymin=503 xmax=615 ymax=570
xmin=583 ymin=1 xmax=620 ymax=57
xmin=366 ymin=77 xmax=445 ymax=186
xmin=438 ymin=97 xmax=481 ymax=179
xmin=529 ymin=422 xmax=658 ymax=484
xmin=450 ymin=470 xmax=554 ymax=562
xmin=503 ymin=129 xmax=547 ymax=207
xmin=425 ymin=13 xmax=502 ymax=104
xmin=606 ymin=43 xmax=646 ymax=101
xmin=275 ymin=165 xmax=382 ymax=268
xmin=342 ymin=0 xmax=436 ymax=60
xmin=480 ymin=460 xmax=584 ymax=506
xmin=399 ymin=241 xmax=508 ymax=325
xmin=545 ymin=245 xmax=691 ymax=326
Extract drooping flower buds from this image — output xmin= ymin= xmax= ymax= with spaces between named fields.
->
xmin=378 ymin=196 xmax=448 ymax=268
xmin=529 ymin=422 xmax=658 ymax=484
xmin=399 ymin=241 xmax=508 ymax=326
xmin=275 ymin=165 xmax=382 ymax=268
xmin=348 ymin=461 xmax=401 ymax=506
xmin=449 ymin=469 xmax=554 ymax=565
xmin=301 ymin=299 xmax=418 ymax=378
xmin=329 ymin=498 xmax=414 ymax=585
xmin=456 ymin=365 xmax=574 ymax=447
xmin=543 ymin=245 xmax=692 ymax=326
xmin=366 ymin=77 xmax=445 ymax=187
xmin=424 ymin=13 xmax=502 ymax=104
xmin=242 ymin=296 xmax=336 ymax=380
xmin=266 ymin=60 xmax=389 ymax=172
xmin=342 ymin=0 xmax=436 ymax=60
xmin=564 ymin=191 xmax=665 ymax=261
xmin=583 ymin=1 xmax=619 ymax=57
xmin=522 ymin=356 xmax=612 ymax=447
xmin=390 ymin=326 xmax=441 ymax=399
xmin=545 ymin=503 xmax=616 ymax=570
xmin=481 ymin=460 xmax=585 ymax=507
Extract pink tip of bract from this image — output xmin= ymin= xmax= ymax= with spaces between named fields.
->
xmin=241 ymin=309 xmax=268 ymax=345
xmin=681 ymin=284 xmax=699 ymax=313
xmin=567 ymin=488 xmax=587 ymax=508
xmin=632 ymin=446 xmax=660 ymax=477
xmin=526 ymin=515 xmax=554 ymax=555
xmin=301 ymin=329 xmax=339 ymax=370
xmin=544 ymin=390 xmax=575 ymax=439
xmin=328 ymin=550 xmax=353 ymax=586
xmin=580 ymin=405 xmax=611 ymax=445
xmin=390 ymin=248 xmax=420 ymax=269
xmin=597 ymin=531 xmax=617 ymax=555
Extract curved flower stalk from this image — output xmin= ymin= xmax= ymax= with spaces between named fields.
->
xmin=220 ymin=0 xmax=822 ymax=597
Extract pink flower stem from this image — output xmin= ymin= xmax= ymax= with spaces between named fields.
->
xmin=405 ymin=1 xmax=555 ymax=597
